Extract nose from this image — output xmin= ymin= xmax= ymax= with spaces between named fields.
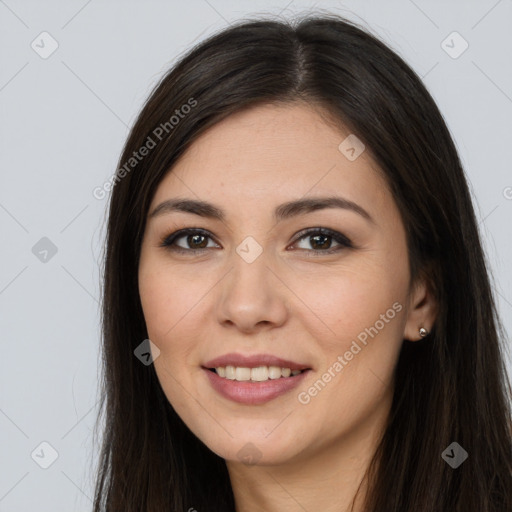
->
xmin=216 ymin=249 xmax=289 ymax=334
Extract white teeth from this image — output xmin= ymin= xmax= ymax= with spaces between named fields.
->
xmin=251 ymin=366 xmax=269 ymax=381
xmin=268 ymin=366 xmax=282 ymax=379
xmin=235 ymin=367 xmax=251 ymax=381
xmin=225 ymin=365 xmax=236 ymax=380
xmin=213 ymin=365 xmax=306 ymax=381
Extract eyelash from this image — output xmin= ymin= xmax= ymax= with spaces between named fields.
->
xmin=159 ymin=227 xmax=353 ymax=257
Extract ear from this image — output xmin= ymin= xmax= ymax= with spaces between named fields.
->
xmin=403 ymin=272 xmax=438 ymax=342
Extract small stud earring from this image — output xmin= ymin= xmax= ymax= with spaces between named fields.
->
xmin=419 ymin=327 xmax=429 ymax=338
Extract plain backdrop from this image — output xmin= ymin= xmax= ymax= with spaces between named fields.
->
xmin=1 ymin=1 xmax=511 ymax=510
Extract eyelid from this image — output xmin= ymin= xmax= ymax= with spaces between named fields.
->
xmin=290 ymin=227 xmax=353 ymax=249
xmin=160 ymin=228 xmax=219 ymax=250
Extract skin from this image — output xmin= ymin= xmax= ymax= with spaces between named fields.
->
xmin=138 ymin=102 xmax=437 ymax=512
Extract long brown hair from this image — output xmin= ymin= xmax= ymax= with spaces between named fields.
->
xmin=93 ymin=13 xmax=512 ymax=511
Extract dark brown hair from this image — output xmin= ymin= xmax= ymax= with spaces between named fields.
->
xmin=93 ymin=13 xmax=512 ymax=511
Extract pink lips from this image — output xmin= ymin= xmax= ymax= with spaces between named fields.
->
xmin=202 ymin=352 xmax=312 ymax=405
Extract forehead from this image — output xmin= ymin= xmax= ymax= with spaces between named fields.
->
xmin=150 ymin=102 xmax=391 ymax=218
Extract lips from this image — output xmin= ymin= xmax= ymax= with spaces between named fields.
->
xmin=202 ymin=366 xmax=311 ymax=404
xmin=202 ymin=352 xmax=311 ymax=371
xmin=201 ymin=352 xmax=313 ymax=404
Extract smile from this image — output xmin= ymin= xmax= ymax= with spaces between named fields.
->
xmin=209 ymin=365 xmax=305 ymax=381
xmin=202 ymin=366 xmax=311 ymax=405
xmin=201 ymin=352 xmax=312 ymax=404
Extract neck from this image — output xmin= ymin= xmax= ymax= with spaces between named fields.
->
xmin=226 ymin=394 xmax=390 ymax=512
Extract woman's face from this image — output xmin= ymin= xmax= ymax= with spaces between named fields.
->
xmin=138 ymin=102 xmax=431 ymax=465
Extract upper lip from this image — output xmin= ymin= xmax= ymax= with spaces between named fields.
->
xmin=203 ymin=353 xmax=311 ymax=371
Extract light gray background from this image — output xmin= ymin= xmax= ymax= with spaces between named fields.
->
xmin=1 ymin=1 xmax=511 ymax=510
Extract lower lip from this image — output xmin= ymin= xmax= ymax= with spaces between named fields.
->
xmin=203 ymin=368 xmax=311 ymax=405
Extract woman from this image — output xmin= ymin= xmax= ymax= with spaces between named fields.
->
xmin=93 ymin=13 xmax=512 ymax=511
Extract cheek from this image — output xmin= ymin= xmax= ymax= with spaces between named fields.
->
xmin=290 ymin=260 xmax=408 ymax=416
xmin=138 ymin=262 xmax=206 ymax=412
xmin=138 ymin=259 xmax=208 ymax=343
xmin=289 ymin=267 xmax=406 ymax=443
xmin=138 ymin=258 xmax=219 ymax=404
xmin=292 ymin=260 xmax=406 ymax=348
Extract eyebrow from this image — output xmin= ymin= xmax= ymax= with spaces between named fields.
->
xmin=149 ymin=196 xmax=374 ymax=225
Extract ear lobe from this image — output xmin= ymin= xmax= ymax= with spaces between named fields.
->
xmin=403 ymin=274 xmax=438 ymax=342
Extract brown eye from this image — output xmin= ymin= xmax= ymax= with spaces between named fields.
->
xmin=290 ymin=228 xmax=353 ymax=255
xmin=160 ymin=227 xmax=353 ymax=256
xmin=160 ymin=228 xmax=219 ymax=254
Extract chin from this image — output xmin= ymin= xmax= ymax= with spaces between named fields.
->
xmin=196 ymin=428 xmax=305 ymax=467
